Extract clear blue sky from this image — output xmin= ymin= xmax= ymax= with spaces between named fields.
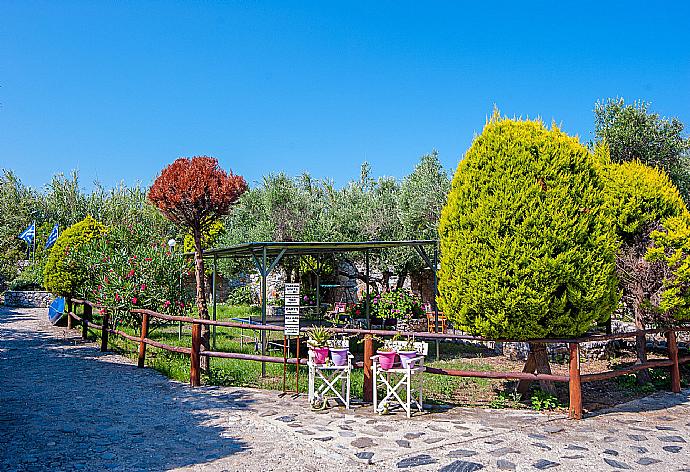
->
xmin=2 ymin=1 xmax=689 ymax=190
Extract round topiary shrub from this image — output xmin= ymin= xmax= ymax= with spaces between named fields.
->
xmin=438 ymin=117 xmax=619 ymax=339
xmin=44 ymin=216 xmax=108 ymax=297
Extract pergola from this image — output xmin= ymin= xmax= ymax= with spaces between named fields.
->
xmin=198 ymin=240 xmax=439 ymax=375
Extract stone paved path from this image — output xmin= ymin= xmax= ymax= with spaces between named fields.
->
xmin=2 ymin=306 xmax=690 ymax=471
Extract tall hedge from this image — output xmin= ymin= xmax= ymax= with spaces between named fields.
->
xmin=438 ymin=117 xmax=619 ymax=339
xmin=44 ymin=216 xmax=107 ymax=296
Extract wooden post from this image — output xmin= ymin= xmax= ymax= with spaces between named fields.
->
xmin=190 ymin=322 xmax=201 ymax=387
xmin=137 ymin=311 xmax=150 ymax=368
xmin=100 ymin=311 xmax=109 ymax=352
xmin=568 ymin=343 xmax=583 ymax=420
xmin=67 ymin=298 xmax=73 ymax=329
xmin=295 ymin=335 xmax=300 ymax=394
xmin=363 ymin=335 xmax=373 ymax=403
xmin=667 ymin=330 xmax=681 ymax=393
xmin=282 ymin=336 xmax=287 ymax=393
xmin=82 ymin=304 xmax=91 ymax=340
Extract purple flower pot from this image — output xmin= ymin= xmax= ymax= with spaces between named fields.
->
xmin=398 ymin=350 xmax=418 ymax=368
xmin=377 ymin=350 xmax=397 ymax=370
xmin=330 ymin=347 xmax=349 ymax=366
xmin=311 ymin=347 xmax=330 ymax=364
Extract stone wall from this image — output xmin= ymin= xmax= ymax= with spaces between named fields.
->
xmin=2 ymin=291 xmax=54 ymax=308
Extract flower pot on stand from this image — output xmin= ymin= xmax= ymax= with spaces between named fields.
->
xmin=330 ymin=347 xmax=349 ymax=366
xmin=398 ymin=350 xmax=418 ymax=368
xmin=377 ymin=350 xmax=397 ymax=370
xmin=311 ymin=347 xmax=330 ymax=364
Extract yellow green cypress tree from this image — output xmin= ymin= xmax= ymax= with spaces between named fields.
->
xmin=438 ymin=117 xmax=619 ymax=339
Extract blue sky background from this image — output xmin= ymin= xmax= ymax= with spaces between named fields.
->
xmin=2 ymin=1 xmax=689 ymax=190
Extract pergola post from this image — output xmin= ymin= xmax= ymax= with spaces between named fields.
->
xmin=316 ymin=255 xmax=321 ymax=318
xmin=433 ymin=245 xmax=440 ymax=360
xmin=365 ymin=249 xmax=370 ymax=329
xmin=261 ymin=247 xmax=267 ymax=377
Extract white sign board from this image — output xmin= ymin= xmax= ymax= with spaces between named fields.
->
xmin=284 ymin=283 xmax=300 ymax=336
xmin=285 ymin=283 xmax=300 ymax=295
xmin=285 ymin=315 xmax=300 ymax=336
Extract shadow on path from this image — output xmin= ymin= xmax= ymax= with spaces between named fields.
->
xmin=0 ymin=307 xmax=251 ymax=472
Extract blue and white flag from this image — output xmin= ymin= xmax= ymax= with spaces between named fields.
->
xmin=45 ymin=223 xmax=59 ymax=249
xmin=19 ymin=222 xmax=35 ymax=245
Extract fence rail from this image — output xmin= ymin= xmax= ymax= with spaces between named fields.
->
xmin=66 ymin=298 xmax=689 ymax=420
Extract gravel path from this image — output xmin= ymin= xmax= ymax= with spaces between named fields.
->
xmin=2 ymin=306 xmax=690 ymax=472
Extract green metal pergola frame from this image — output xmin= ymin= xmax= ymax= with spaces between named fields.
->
xmin=196 ymin=240 xmax=439 ymax=376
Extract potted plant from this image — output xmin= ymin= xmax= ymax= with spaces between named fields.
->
xmin=397 ymin=334 xmax=419 ymax=369
xmin=329 ymin=340 xmax=349 ymax=367
xmin=377 ymin=344 xmax=397 ymax=370
xmin=307 ymin=326 xmax=332 ymax=364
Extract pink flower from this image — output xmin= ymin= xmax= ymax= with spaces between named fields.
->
xmin=114 ymin=293 xmax=121 ymax=301
xmin=144 ymin=257 xmax=152 ymax=262
xmin=131 ymin=297 xmax=138 ymax=304
xmin=97 ymin=285 xmax=102 ymax=291
xmin=163 ymin=300 xmax=171 ymax=307
xmin=127 ymin=269 xmax=135 ymax=278
xmin=140 ymin=284 xmax=147 ymax=291
xmin=99 ymin=308 xmax=106 ymax=315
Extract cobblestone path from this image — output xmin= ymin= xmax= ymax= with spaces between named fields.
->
xmin=2 ymin=306 xmax=690 ymax=471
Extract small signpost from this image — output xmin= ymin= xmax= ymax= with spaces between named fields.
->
xmin=283 ymin=283 xmax=301 ymax=393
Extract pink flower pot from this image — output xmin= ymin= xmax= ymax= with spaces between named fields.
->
xmin=398 ymin=350 xmax=418 ymax=368
xmin=311 ymin=347 xmax=330 ymax=364
xmin=377 ymin=350 xmax=397 ymax=370
xmin=330 ymin=347 xmax=349 ymax=366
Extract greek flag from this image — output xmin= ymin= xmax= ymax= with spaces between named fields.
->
xmin=45 ymin=223 xmax=59 ymax=249
xmin=19 ymin=222 xmax=35 ymax=245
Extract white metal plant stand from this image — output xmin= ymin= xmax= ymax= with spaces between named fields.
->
xmin=372 ymin=341 xmax=428 ymax=418
xmin=307 ymin=340 xmax=353 ymax=410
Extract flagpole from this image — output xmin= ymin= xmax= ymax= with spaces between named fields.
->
xmin=32 ymin=221 xmax=36 ymax=263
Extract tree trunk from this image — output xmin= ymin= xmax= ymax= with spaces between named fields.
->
xmin=193 ymin=226 xmax=210 ymax=373
xmin=630 ymin=276 xmax=651 ymax=384
xmin=396 ymin=269 xmax=408 ymax=290
xmin=633 ymin=295 xmax=651 ymax=384
xmin=516 ymin=342 xmax=556 ymax=397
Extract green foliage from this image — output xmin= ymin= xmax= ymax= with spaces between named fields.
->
xmin=599 ymin=148 xmax=686 ymax=240
xmin=530 ymin=390 xmax=560 ymax=411
xmin=372 ymin=288 xmax=424 ymax=319
xmin=75 ymin=220 xmax=193 ymax=325
xmin=306 ymin=326 xmax=332 ymax=348
xmin=594 ymin=98 xmax=690 ymax=202
xmin=183 ymin=219 xmax=225 ymax=253
xmin=43 ymin=216 xmax=108 ymax=296
xmin=489 ymin=391 xmax=522 ymax=409
xmin=225 ymin=285 xmax=254 ymax=305
xmin=439 ymin=117 xmax=619 ymax=339
xmin=646 ymin=213 xmax=690 ymax=323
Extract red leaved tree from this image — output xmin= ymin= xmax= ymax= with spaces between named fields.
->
xmin=149 ymin=157 xmax=247 ymax=370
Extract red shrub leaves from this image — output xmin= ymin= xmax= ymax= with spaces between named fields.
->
xmin=148 ymin=156 xmax=247 ymax=231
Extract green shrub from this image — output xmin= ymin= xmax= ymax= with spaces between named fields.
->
xmin=598 ymin=147 xmax=686 ymax=240
xmin=438 ymin=116 xmax=619 ymax=339
xmin=225 ymin=284 xmax=254 ymax=305
xmin=530 ymin=390 xmax=560 ymax=411
xmin=43 ymin=216 xmax=107 ymax=296
xmin=647 ymin=213 xmax=690 ymax=323
xmin=9 ymin=262 xmax=44 ymax=291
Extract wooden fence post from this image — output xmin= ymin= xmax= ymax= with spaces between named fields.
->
xmin=568 ymin=342 xmax=583 ymax=420
xmin=100 ymin=311 xmax=109 ymax=352
xmin=82 ymin=303 xmax=91 ymax=340
xmin=363 ymin=335 xmax=373 ymax=403
xmin=190 ymin=322 xmax=201 ymax=387
xmin=137 ymin=311 xmax=150 ymax=368
xmin=667 ymin=330 xmax=681 ymax=394
xmin=66 ymin=298 xmax=73 ymax=329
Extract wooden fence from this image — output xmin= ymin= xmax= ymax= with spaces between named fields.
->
xmin=66 ymin=298 xmax=689 ymax=420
